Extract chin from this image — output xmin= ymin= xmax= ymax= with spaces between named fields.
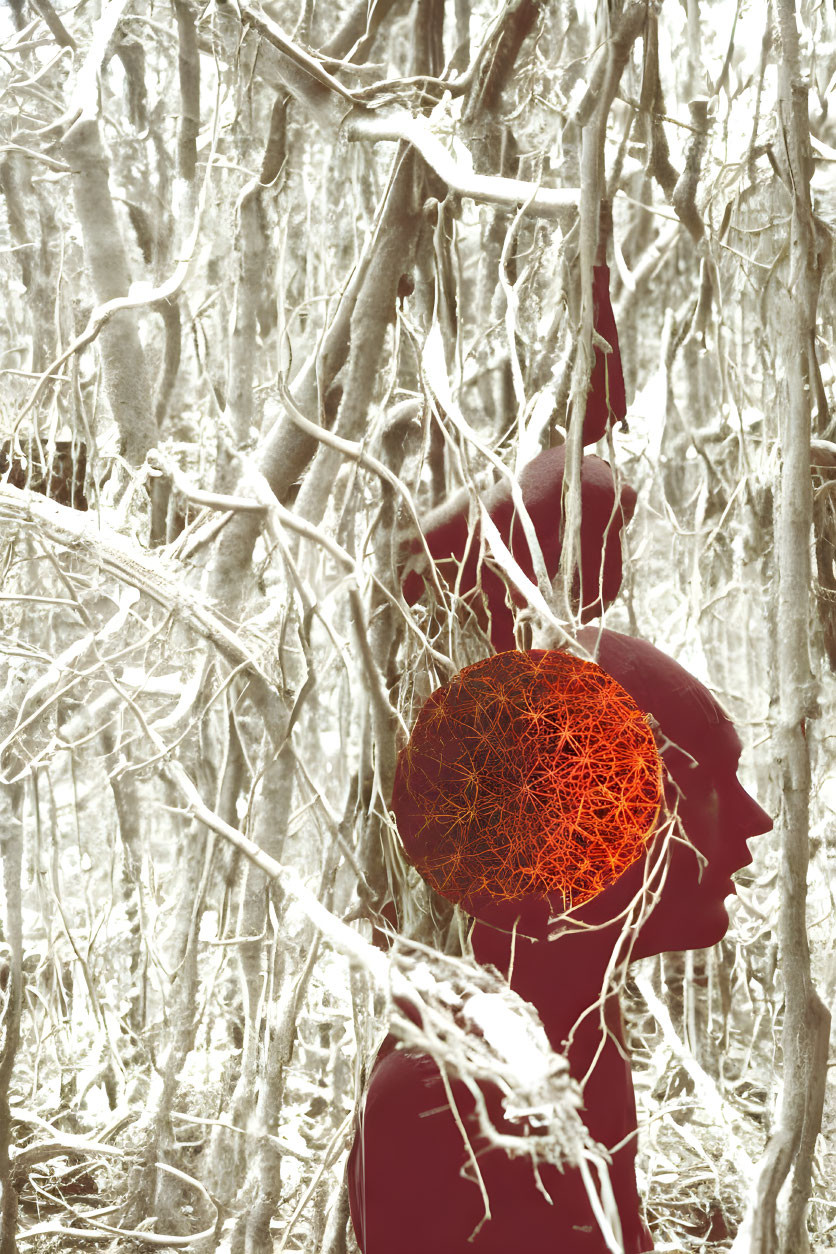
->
xmin=684 ymin=918 xmax=728 ymax=950
xmin=633 ymin=899 xmax=730 ymax=958
xmin=676 ymin=902 xmax=730 ymax=950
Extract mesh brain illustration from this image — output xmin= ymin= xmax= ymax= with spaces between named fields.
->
xmin=392 ymin=650 xmax=664 ymax=911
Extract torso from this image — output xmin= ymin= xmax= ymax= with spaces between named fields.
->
xmin=348 ymin=1038 xmax=653 ymax=1254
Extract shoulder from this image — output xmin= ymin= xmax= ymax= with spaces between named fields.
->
xmin=348 ymin=1043 xmax=493 ymax=1253
xmin=348 ymin=1043 xmax=651 ymax=1254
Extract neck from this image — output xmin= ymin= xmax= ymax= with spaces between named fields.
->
xmin=471 ymin=918 xmax=646 ymax=1246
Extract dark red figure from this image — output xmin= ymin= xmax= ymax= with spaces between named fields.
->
xmin=391 ymin=649 xmax=662 ymax=915
xmin=401 ymin=264 xmax=626 ymax=649
xmin=583 ymin=264 xmax=627 ymax=446
xmin=402 ymin=450 xmax=636 ymax=651
xmin=348 ymin=629 xmax=772 ymax=1253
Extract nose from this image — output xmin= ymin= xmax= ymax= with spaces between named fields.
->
xmin=726 ymin=777 xmax=773 ymax=844
xmin=705 ymin=779 xmax=772 ymax=881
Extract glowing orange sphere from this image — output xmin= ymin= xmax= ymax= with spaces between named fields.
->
xmin=392 ymin=650 xmax=663 ymax=911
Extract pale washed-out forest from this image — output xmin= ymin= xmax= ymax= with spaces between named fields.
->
xmin=0 ymin=0 xmax=835 ymax=1250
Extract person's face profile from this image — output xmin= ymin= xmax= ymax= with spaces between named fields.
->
xmin=393 ymin=633 xmax=773 ymax=958
xmin=473 ymin=669 xmax=773 ymax=954
xmin=628 ymin=734 xmax=773 ymax=958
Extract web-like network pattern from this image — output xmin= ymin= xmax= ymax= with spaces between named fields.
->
xmin=393 ymin=650 xmax=663 ymax=909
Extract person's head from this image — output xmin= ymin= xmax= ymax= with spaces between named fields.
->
xmin=401 ymin=451 xmax=636 ymax=651
xmin=391 ymin=630 xmax=772 ymax=954
xmin=575 ymin=627 xmax=773 ymax=956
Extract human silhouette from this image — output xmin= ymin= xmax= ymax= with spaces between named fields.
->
xmin=583 ymin=264 xmax=627 ymax=445
xmin=401 ymin=449 xmax=635 ymax=651
xmin=400 ymin=263 xmax=627 ymax=651
xmin=348 ymin=628 xmax=772 ymax=1253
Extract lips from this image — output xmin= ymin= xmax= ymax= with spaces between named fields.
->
xmin=720 ymin=864 xmax=754 ymax=894
xmin=706 ymin=866 xmax=744 ymax=895
xmin=718 ymin=860 xmax=750 ymax=881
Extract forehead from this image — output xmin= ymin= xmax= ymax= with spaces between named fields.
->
xmin=576 ymin=627 xmax=743 ymax=772
xmin=663 ymin=718 xmax=742 ymax=778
